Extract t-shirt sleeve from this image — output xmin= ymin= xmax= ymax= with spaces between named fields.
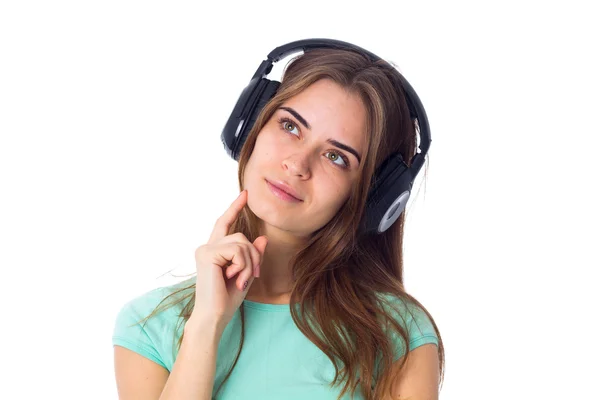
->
xmin=378 ymin=293 xmax=439 ymax=360
xmin=112 ymin=288 xmax=170 ymax=370
xmin=405 ymin=302 xmax=439 ymax=353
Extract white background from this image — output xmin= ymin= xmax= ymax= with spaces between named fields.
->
xmin=1 ymin=1 xmax=598 ymax=399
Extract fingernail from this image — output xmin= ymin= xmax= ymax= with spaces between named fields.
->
xmin=254 ymin=264 xmax=260 ymax=278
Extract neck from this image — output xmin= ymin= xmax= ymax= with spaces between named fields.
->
xmin=246 ymin=226 xmax=306 ymax=303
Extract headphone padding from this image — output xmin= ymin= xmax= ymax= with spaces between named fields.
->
xmin=233 ymin=79 xmax=280 ymax=160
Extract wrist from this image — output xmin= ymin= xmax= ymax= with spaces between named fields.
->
xmin=185 ymin=313 xmax=227 ymax=337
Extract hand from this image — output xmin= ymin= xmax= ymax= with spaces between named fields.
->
xmin=191 ymin=190 xmax=268 ymax=331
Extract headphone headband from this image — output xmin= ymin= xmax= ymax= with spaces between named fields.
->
xmin=268 ymin=38 xmax=382 ymax=63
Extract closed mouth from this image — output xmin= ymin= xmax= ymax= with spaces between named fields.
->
xmin=266 ymin=179 xmax=302 ymax=201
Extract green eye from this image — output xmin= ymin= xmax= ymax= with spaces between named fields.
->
xmin=280 ymin=118 xmax=299 ymax=136
xmin=326 ymin=152 xmax=349 ymax=168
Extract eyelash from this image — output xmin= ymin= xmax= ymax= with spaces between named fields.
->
xmin=277 ymin=117 xmax=350 ymax=170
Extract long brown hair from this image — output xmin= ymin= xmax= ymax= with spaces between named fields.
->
xmin=137 ymin=48 xmax=445 ymax=399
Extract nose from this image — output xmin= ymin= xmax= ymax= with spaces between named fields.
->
xmin=282 ymin=150 xmax=313 ymax=179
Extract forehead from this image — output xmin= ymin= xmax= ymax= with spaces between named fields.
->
xmin=281 ymin=79 xmax=367 ymax=151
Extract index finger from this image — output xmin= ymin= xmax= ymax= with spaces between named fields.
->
xmin=208 ymin=190 xmax=247 ymax=244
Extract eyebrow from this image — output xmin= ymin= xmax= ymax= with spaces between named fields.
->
xmin=278 ymin=106 xmax=362 ymax=164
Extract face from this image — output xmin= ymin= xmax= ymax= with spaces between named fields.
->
xmin=242 ymin=78 xmax=367 ymax=241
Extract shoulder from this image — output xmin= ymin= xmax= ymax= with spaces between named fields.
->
xmin=114 ymin=278 xmax=191 ymax=327
xmin=375 ymin=292 xmax=439 ymax=356
xmin=112 ymin=277 xmax=195 ymax=370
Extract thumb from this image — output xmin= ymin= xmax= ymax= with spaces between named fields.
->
xmin=232 ymin=236 xmax=268 ymax=304
xmin=253 ymin=236 xmax=269 ymax=256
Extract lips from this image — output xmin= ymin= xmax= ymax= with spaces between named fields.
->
xmin=266 ymin=179 xmax=302 ymax=201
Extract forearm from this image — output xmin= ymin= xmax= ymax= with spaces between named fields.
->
xmin=159 ymin=317 xmax=223 ymax=400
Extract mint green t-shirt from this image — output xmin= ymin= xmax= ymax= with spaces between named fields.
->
xmin=112 ymin=278 xmax=439 ymax=399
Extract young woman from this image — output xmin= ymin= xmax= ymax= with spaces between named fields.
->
xmin=113 ymin=39 xmax=445 ymax=400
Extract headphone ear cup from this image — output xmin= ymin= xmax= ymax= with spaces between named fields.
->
xmin=233 ymin=79 xmax=280 ymax=160
xmin=221 ymin=79 xmax=259 ymax=159
xmin=359 ymin=154 xmax=413 ymax=235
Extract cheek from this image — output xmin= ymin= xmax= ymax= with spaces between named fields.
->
xmin=253 ymin=134 xmax=281 ymax=162
xmin=315 ymin=180 xmax=351 ymax=214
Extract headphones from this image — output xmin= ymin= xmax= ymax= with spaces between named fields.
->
xmin=220 ymin=38 xmax=431 ymax=236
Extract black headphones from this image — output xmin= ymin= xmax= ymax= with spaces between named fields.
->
xmin=220 ymin=38 xmax=431 ymax=236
